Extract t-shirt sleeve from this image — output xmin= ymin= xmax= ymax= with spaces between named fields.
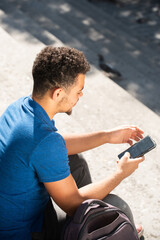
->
xmin=30 ymin=133 xmax=70 ymax=182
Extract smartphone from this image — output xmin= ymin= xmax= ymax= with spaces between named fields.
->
xmin=118 ymin=135 xmax=156 ymax=159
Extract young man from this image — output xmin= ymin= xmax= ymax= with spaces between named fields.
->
xmin=0 ymin=46 xmax=144 ymax=240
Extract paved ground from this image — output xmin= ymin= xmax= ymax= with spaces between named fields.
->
xmin=89 ymin=0 xmax=160 ymax=116
xmin=0 ymin=0 xmax=160 ymax=239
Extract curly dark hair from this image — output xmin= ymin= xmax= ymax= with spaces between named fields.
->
xmin=32 ymin=46 xmax=90 ymax=98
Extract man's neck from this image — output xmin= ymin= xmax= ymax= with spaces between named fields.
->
xmin=31 ymin=95 xmax=56 ymax=120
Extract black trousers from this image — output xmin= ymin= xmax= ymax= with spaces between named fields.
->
xmin=32 ymin=154 xmax=135 ymax=240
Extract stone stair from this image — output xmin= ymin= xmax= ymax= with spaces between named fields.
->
xmin=1 ymin=0 xmax=160 ymax=115
xmin=0 ymin=0 xmax=160 ymax=239
xmin=92 ymin=0 xmax=160 ymax=46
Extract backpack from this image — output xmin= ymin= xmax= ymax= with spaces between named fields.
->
xmin=61 ymin=199 xmax=139 ymax=240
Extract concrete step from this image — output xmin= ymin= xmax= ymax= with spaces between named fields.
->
xmin=0 ymin=1 xmax=65 ymax=102
xmin=0 ymin=0 xmax=97 ymax=66
xmin=5 ymin=0 xmax=160 ymax=73
xmin=69 ymin=0 xmax=160 ymax=62
xmin=0 ymin=2 xmax=160 ymax=239
xmin=0 ymin=2 xmax=64 ymax=48
xmin=0 ymin=11 xmax=89 ymax=133
xmin=0 ymin=24 xmax=40 ymax=112
xmin=92 ymin=0 xmax=160 ymax=46
xmin=2 ymin=0 xmax=160 ymax=115
xmin=1 ymin=0 xmax=159 ymax=73
xmin=65 ymin=0 xmax=160 ymax=73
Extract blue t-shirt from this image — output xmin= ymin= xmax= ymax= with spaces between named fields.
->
xmin=0 ymin=96 xmax=70 ymax=240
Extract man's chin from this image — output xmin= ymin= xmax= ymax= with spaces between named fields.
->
xmin=66 ymin=110 xmax=72 ymax=116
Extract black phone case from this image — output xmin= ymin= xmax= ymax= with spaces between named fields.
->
xmin=118 ymin=135 xmax=156 ymax=159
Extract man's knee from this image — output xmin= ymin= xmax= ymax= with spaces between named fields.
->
xmin=103 ymin=194 xmax=134 ymax=225
xmin=68 ymin=154 xmax=92 ymax=188
xmin=68 ymin=154 xmax=89 ymax=173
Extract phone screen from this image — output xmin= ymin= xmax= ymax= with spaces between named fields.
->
xmin=118 ymin=136 xmax=156 ymax=159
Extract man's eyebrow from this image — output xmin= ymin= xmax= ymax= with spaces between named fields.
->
xmin=80 ymin=86 xmax=84 ymax=91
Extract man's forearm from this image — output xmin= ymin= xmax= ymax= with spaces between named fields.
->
xmin=62 ymin=125 xmax=144 ymax=155
xmin=78 ymin=170 xmax=123 ymax=201
xmin=65 ymin=170 xmax=124 ymax=216
xmin=62 ymin=131 xmax=109 ymax=155
xmin=67 ymin=171 xmax=124 ymax=216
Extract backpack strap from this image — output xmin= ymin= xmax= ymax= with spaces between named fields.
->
xmin=73 ymin=199 xmax=108 ymax=224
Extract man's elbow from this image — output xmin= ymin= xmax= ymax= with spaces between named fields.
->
xmin=55 ymin=195 xmax=85 ymax=217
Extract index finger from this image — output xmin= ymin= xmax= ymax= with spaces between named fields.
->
xmin=131 ymin=125 xmax=144 ymax=134
xmin=131 ymin=155 xmax=145 ymax=164
xmin=130 ymin=126 xmax=144 ymax=141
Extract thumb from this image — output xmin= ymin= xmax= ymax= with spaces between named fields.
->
xmin=120 ymin=151 xmax=130 ymax=161
xmin=124 ymin=152 xmax=130 ymax=158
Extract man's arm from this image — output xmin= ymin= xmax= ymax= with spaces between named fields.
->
xmin=62 ymin=125 xmax=144 ymax=155
xmin=62 ymin=131 xmax=108 ymax=155
xmin=44 ymin=153 xmax=144 ymax=216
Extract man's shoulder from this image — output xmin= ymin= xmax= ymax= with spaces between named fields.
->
xmin=0 ymin=96 xmax=28 ymax=132
xmin=8 ymin=96 xmax=27 ymax=108
xmin=34 ymin=131 xmax=66 ymax=152
xmin=30 ymin=131 xmax=69 ymax=182
xmin=0 ymin=96 xmax=28 ymax=119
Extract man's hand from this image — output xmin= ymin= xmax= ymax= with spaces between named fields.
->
xmin=116 ymin=152 xmax=145 ymax=179
xmin=106 ymin=125 xmax=144 ymax=145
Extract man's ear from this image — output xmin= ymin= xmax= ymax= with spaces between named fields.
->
xmin=52 ymin=88 xmax=65 ymax=102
